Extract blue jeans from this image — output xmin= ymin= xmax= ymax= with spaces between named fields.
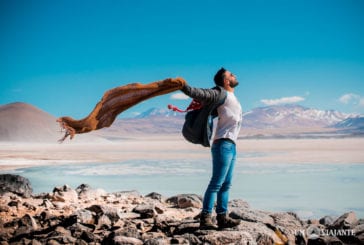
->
xmin=202 ymin=139 xmax=236 ymax=214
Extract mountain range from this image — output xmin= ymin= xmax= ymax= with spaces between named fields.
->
xmin=0 ymin=102 xmax=363 ymax=142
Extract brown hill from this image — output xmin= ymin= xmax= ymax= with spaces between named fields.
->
xmin=0 ymin=102 xmax=60 ymax=142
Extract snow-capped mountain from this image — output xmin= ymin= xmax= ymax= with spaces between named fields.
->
xmin=242 ymin=105 xmax=354 ymax=129
xmin=134 ymin=107 xmax=183 ymax=119
xmin=334 ymin=116 xmax=364 ymax=129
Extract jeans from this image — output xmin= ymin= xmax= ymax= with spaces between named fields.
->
xmin=202 ymin=139 xmax=236 ymax=214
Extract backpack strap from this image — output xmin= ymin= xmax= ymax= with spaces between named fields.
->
xmin=167 ymin=99 xmax=203 ymax=113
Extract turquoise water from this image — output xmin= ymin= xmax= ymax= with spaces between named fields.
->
xmin=3 ymin=159 xmax=364 ymax=220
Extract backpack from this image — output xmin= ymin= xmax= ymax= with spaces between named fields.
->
xmin=168 ymin=88 xmax=227 ymax=147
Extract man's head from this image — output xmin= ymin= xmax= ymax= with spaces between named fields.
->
xmin=214 ymin=67 xmax=239 ymax=90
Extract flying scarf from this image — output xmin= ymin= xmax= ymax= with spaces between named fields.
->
xmin=57 ymin=77 xmax=186 ymax=142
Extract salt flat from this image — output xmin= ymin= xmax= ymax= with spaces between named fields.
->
xmin=1 ymin=136 xmax=363 ymax=171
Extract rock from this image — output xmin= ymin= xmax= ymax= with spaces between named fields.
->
xmin=307 ymin=219 xmax=320 ymax=225
xmin=76 ymin=184 xmax=107 ymax=201
xmin=41 ymin=199 xmax=54 ymax=209
xmin=256 ymin=233 xmax=275 ymax=245
xmin=19 ymin=214 xmax=38 ymax=231
xmin=86 ymin=204 xmax=121 ymax=223
xmin=112 ymin=236 xmax=143 ymax=245
xmin=0 ymin=204 xmax=10 ymax=212
xmin=237 ymin=220 xmax=285 ymax=244
xmin=97 ymin=214 xmax=112 ymax=229
xmin=80 ymin=230 xmax=99 ymax=243
xmin=73 ymin=209 xmax=95 ymax=225
xmin=0 ymin=174 xmax=33 ymax=198
xmin=201 ymin=230 xmax=256 ymax=245
xmin=330 ymin=211 xmax=358 ymax=230
xmin=230 ymin=208 xmax=274 ymax=226
xmin=145 ymin=192 xmax=163 ymax=202
xmin=113 ymin=190 xmax=141 ymax=199
xmin=166 ymin=194 xmax=202 ymax=209
xmin=307 ymin=235 xmax=344 ymax=245
xmin=133 ymin=204 xmax=156 ymax=219
xmin=144 ymin=237 xmax=169 ymax=245
xmin=269 ymin=212 xmax=304 ymax=244
xmin=7 ymin=200 xmax=20 ymax=208
xmin=22 ymin=201 xmax=37 ymax=211
xmin=228 ymin=199 xmax=250 ymax=209
xmin=319 ymin=215 xmax=336 ymax=226
xmin=103 ymin=227 xmax=142 ymax=244
xmin=51 ymin=185 xmax=78 ymax=203
xmin=68 ymin=222 xmax=94 ymax=240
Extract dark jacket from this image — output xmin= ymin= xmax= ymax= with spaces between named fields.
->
xmin=181 ymin=85 xmax=227 ymax=147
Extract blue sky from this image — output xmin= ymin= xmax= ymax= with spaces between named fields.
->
xmin=1 ymin=0 xmax=363 ymax=118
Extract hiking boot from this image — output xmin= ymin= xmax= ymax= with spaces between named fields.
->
xmin=200 ymin=212 xmax=218 ymax=230
xmin=217 ymin=213 xmax=241 ymax=229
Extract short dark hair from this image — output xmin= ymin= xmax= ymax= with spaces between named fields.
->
xmin=214 ymin=67 xmax=226 ymax=86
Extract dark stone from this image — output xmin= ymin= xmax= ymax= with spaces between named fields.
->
xmin=80 ymin=230 xmax=98 ymax=243
xmin=22 ymin=201 xmax=37 ymax=211
xmin=19 ymin=214 xmax=38 ymax=231
xmin=319 ymin=215 xmax=336 ymax=226
xmin=0 ymin=174 xmax=33 ymax=198
xmin=133 ymin=204 xmax=156 ymax=218
xmin=7 ymin=200 xmax=19 ymax=208
xmin=75 ymin=184 xmax=91 ymax=194
xmin=145 ymin=192 xmax=163 ymax=201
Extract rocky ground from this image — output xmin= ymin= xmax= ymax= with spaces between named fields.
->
xmin=0 ymin=174 xmax=363 ymax=245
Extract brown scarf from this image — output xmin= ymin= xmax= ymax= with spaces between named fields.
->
xmin=57 ymin=77 xmax=186 ymax=142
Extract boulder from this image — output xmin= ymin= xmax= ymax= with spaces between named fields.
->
xmin=319 ymin=215 xmax=336 ymax=226
xmin=166 ymin=194 xmax=202 ymax=209
xmin=145 ymin=192 xmax=163 ymax=202
xmin=237 ymin=220 xmax=286 ymax=244
xmin=269 ymin=212 xmax=304 ymax=244
xmin=230 ymin=208 xmax=274 ymax=226
xmin=133 ymin=204 xmax=156 ymax=219
xmin=73 ymin=209 xmax=95 ymax=225
xmin=86 ymin=204 xmax=121 ymax=223
xmin=0 ymin=174 xmax=33 ymax=198
xmin=330 ymin=211 xmax=358 ymax=230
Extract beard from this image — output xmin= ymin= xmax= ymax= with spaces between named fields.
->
xmin=229 ymin=79 xmax=239 ymax=88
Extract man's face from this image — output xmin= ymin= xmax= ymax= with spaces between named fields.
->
xmin=225 ymin=71 xmax=239 ymax=88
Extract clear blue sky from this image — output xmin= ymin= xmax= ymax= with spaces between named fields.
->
xmin=1 ymin=0 xmax=364 ymax=118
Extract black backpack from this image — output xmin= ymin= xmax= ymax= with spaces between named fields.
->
xmin=182 ymin=89 xmax=227 ymax=147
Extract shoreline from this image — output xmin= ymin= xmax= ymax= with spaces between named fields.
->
xmin=1 ymin=137 xmax=364 ymax=171
xmin=1 ymin=173 xmax=363 ymax=244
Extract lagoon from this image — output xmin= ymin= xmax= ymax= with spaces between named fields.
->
xmin=4 ymin=158 xmax=364 ymax=220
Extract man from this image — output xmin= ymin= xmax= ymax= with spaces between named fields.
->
xmin=181 ymin=67 xmax=242 ymax=229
